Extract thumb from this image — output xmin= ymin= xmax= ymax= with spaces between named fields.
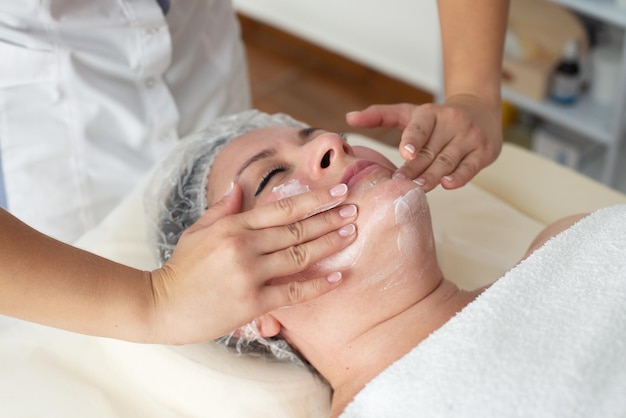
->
xmin=188 ymin=182 xmax=243 ymax=231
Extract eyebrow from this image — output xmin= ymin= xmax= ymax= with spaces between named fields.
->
xmin=235 ymin=127 xmax=319 ymax=177
xmin=235 ymin=148 xmax=276 ymax=178
xmin=299 ymin=126 xmax=321 ymax=140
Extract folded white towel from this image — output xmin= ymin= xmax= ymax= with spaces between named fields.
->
xmin=342 ymin=204 xmax=626 ymax=418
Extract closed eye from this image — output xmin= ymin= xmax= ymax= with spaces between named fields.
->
xmin=255 ymin=167 xmax=286 ymax=196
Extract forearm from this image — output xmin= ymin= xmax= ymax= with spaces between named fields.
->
xmin=0 ymin=209 xmax=156 ymax=342
xmin=437 ymin=0 xmax=510 ymax=104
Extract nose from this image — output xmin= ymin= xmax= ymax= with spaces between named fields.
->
xmin=308 ymin=132 xmax=353 ymax=178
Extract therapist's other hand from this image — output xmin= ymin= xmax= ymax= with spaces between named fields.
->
xmin=150 ymin=182 xmax=357 ymax=344
xmin=346 ymin=97 xmax=502 ymax=192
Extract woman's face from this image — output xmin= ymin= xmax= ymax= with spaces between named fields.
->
xmin=208 ymin=126 xmax=440 ymax=352
xmin=207 ymin=126 xmax=398 ymax=209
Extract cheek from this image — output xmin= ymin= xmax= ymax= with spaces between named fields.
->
xmin=394 ymin=187 xmax=433 ymax=257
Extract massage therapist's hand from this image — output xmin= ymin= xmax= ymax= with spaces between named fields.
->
xmin=150 ymin=182 xmax=357 ymax=344
xmin=346 ymin=97 xmax=502 ymax=192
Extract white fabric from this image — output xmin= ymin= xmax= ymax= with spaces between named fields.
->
xmin=0 ymin=318 xmax=331 ymax=417
xmin=342 ymin=204 xmax=626 ymax=418
xmin=0 ymin=0 xmax=250 ymax=242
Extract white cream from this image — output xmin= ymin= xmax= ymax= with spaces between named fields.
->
xmin=373 ymin=186 xmax=427 ymax=290
xmin=309 ymin=182 xmax=431 ymax=291
xmin=394 ymin=187 xmax=427 ymax=258
xmin=271 ymin=179 xmax=310 ymax=200
xmin=314 ymin=194 xmax=392 ymax=281
xmin=392 ymin=185 xmax=439 ymax=290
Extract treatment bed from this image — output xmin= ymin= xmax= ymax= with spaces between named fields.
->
xmin=1 ymin=137 xmax=625 ymax=417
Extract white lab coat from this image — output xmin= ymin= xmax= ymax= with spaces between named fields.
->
xmin=0 ymin=0 xmax=251 ymax=242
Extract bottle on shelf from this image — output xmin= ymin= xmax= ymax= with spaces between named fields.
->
xmin=548 ymin=40 xmax=581 ymax=105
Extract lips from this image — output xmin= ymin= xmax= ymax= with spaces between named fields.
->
xmin=341 ymin=161 xmax=380 ymax=188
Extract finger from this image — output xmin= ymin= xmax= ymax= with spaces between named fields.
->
xmin=422 ymin=124 xmax=501 ymax=191
xmin=393 ymin=112 xmax=459 ymax=186
xmin=345 ymin=104 xmax=413 ymax=129
xmin=397 ymin=105 xmax=437 ymax=161
xmin=393 ymin=134 xmax=448 ymax=187
xmin=258 ymin=222 xmax=357 ymax=278
xmin=255 ymin=204 xmax=358 ymax=254
xmin=241 ymin=183 xmax=349 ymax=229
xmin=261 ymin=271 xmax=344 ymax=309
xmin=440 ymin=152 xmax=483 ymax=190
xmin=409 ymin=141 xmax=469 ymax=192
xmin=186 ymin=182 xmax=244 ymax=232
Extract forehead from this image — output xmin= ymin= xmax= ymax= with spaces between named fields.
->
xmin=222 ymin=125 xmax=299 ymax=158
xmin=212 ymin=125 xmax=300 ymax=173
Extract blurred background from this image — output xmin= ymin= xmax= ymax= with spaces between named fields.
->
xmin=235 ymin=0 xmax=626 ymax=194
xmin=236 ymin=11 xmax=432 ymax=147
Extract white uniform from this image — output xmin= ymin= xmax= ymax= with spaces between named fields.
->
xmin=0 ymin=0 xmax=251 ymax=242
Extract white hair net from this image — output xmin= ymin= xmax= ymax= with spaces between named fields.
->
xmin=144 ymin=110 xmax=309 ymax=366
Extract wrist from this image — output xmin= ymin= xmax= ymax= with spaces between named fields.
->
xmin=106 ymin=268 xmax=160 ymax=344
xmin=144 ymin=266 xmax=175 ymax=344
xmin=443 ymin=65 xmax=503 ymax=110
xmin=444 ymin=83 xmax=502 ymax=109
xmin=443 ymin=92 xmax=502 ymax=116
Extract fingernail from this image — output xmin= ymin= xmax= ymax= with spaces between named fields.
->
xmin=443 ymin=175 xmax=454 ymax=183
xmin=404 ymin=144 xmax=416 ymax=155
xmin=338 ymin=223 xmax=356 ymax=237
xmin=327 ymin=272 xmax=342 ymax=283
xmin=330 ymin=183 xmax=348 ymax=197
xmin=414 ymin=178 xmax=426 ymax=187
xmin=223 ymin=181 xmax=234 ymax=197
xmin=392 ymin=171 xmax=407 ymax=181
xmin=346 ymin=111 xmax=359 ymax=118
xmin=339 ymin=204 xmax=357 ymax=218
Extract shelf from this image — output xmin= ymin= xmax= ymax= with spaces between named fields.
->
xmin=503 ymin=0 xmax=626 ymax=186
xmin=502 ymin=87 xmax=615 ymax=145
xmin=549 ymin=0 xmax=626 ymax=27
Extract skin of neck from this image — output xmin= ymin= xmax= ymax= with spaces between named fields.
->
xmin=313 ymin=271 xmax=481 ymax=416
xmin=341 ymin=285 xmax=481 ymax=415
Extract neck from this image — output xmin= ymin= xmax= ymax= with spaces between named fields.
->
xmin=324 ymin=279 xmax=483 ymax=417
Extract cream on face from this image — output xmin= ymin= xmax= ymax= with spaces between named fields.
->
xmin=394 ymin=186 xmax=429 ymax=259
xmin=271 ymin=179 xmax=310 ymax=200
xmin=270 ymin=179 xmax=346 ymax=218
xmin=312 ymin=178 xmax=429 ymax=292
xmin=381 ymin=185 xmax=433 ymax=290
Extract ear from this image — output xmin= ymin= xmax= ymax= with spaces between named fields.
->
xmin=256 ymin=314 xmax=281 ymax=338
